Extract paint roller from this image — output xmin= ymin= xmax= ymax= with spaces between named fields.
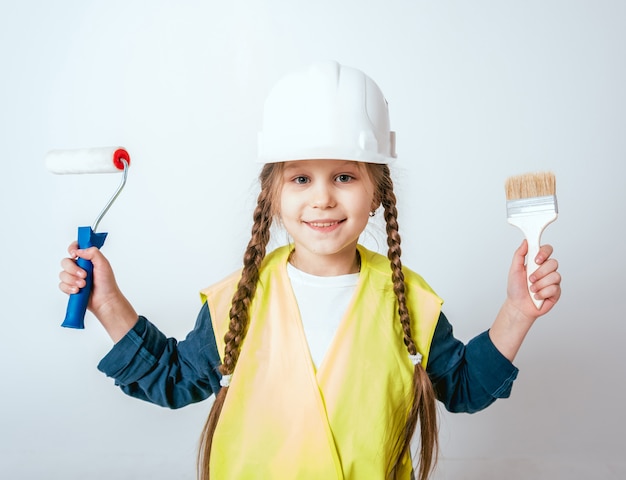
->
xmin=46 ymin=147 xmax=131 ymax=329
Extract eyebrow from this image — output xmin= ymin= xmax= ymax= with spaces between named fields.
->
xmin=283 ymin=161 xmax=358 ymax=172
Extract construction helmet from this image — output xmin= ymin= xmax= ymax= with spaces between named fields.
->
xmin=257 ymin=61 xmax=396 ymax=164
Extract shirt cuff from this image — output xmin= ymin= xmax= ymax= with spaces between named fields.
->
xmin=466 ymin=330 xmax=519 ymax=398
xmin=97 ymin=316 xmax=167 ymax=385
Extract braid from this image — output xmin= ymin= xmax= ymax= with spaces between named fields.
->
xmin=221 ymin=190 xmax=273 ymax=375
xmin=378 ymin=165 xmax=439 ymax=480
xmin=197 ymin=164 xmax=281 ymax=480
xmin=380 ymin=184 xmax=414 ymax=355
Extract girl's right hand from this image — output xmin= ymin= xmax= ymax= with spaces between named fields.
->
xmin=59 ymin=242 xmax=138 ymax=342
xmin=59 ymin=241 xmax=117 ymax=313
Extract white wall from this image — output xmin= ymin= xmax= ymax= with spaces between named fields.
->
xmin=1 ymin=1 xmax=625 ymax=478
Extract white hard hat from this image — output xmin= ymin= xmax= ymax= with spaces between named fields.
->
xmin=257 ymin=61 xmax=396 ymax=164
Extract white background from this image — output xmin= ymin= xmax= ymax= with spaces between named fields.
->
xmin=1 ymin=1 xmax=625 ymax=478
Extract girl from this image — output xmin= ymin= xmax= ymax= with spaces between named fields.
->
xmin=58 ymin=61 xmax=561 ymax=480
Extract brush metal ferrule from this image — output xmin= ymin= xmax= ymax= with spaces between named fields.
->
xmin=506 ymin=195 xmax=558 ymax=218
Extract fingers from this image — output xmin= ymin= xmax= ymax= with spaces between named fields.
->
xmin=510 ymin=239 xmax=529 ymax=273
xmin=534 ymin=244 xmax=554 ymax=266
xmin=529 ymin=242 xmax=558 ymax=285
xmin=530 ymin=262 xmax=562 ymax=299
xmin=507 ymin=240 xmax=561 ymax=316
xmin=68 ymin=245 xmax=101 ymax=263
xmin=529 ymin=257 xmax=559 ymax=284
xmin=528 ymin=245 xmax=562 ymax=309
xmin=58 ymin=245 xmax=109 ymax=295
xmin=59 ymin=257 xmax=86 ymax=294
xmin=67 ymin=241 xmax=78 ymax=257
xmin=512 ymin=241 xmax=554 ymax=270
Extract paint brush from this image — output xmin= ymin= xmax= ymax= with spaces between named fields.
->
xmin=505 ymin=172 xmax=558 ymax=309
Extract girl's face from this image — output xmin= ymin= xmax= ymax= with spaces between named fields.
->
xmin=279 ymin=159 xmax=377 ymax=276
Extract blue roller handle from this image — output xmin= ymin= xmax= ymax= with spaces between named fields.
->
xmin=61 ymin=226 xmax=108 ymax=329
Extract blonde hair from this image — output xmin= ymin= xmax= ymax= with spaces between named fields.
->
xmin=198 ymin=162 xmax=438 ymax=480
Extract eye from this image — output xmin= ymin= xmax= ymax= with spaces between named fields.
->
xmin=293 ymin=175 xmax=310 ymax=185
xmin=335 ymin=174 xmax=354 ymax=183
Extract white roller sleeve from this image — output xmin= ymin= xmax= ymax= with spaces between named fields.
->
xmin=45 ymin=147 xmax=130 ymax=174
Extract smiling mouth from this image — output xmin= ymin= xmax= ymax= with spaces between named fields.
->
xmin=308 ymin=221 xmax=340 ymax=227
xmin=304 ymin=219 xmax=345 ymax=229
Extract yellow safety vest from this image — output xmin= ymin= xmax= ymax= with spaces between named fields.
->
xmin=200 ymin=244 xmax=442 ymax=479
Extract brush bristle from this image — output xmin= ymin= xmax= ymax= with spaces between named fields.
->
xmin=505 ymin=172 xmax=556 ymax=201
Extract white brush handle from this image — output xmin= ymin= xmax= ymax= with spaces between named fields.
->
xmin=525 ymin=239 xmax=542 ymax=309
xmin=45 ymin=147 xmax=130 ymax=174
xmin=507 ymin=212 xmax=557 ymax=309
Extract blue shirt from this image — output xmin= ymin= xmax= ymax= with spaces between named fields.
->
xmin=98 ymin=303 xmax=518 ymax=414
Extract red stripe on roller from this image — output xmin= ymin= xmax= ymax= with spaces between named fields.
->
xmin=113 ymin=148 xmax=131 ymax=170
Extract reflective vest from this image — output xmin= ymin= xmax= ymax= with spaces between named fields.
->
xmin=200 ymin=244 xmax=442 ymax=479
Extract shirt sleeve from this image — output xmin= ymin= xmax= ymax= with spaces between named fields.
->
xmin=97 ymin=302 xmax=222 ymax=409
xmin=426 ymin=311 xmax=519 ymax=413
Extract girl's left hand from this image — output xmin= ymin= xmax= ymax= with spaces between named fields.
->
xmin=507 ymin=239 xmax=562 ymax=319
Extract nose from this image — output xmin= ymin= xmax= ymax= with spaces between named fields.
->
xmin=310 ymin=180 xmax=335 ymax=209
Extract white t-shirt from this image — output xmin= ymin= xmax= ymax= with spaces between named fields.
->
xmin=286 ymin=263 xmax=359 ymax=367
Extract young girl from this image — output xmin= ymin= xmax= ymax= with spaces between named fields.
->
xmin=58 ymin=61 xmax=561 ymax=480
